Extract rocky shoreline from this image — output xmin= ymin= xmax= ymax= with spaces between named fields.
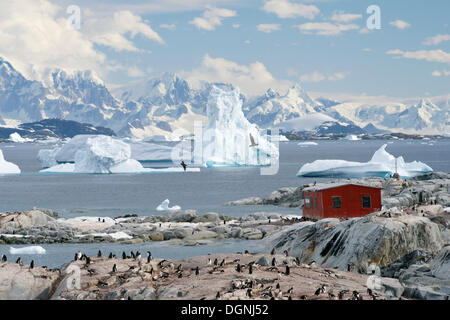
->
xmin=0 ymin=209 xmax=302 ymax=245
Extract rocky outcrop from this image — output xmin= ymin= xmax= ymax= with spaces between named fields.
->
xmin=0 ymin=263 xmax=60 ymax=300
xmin=266 ymin=210 xmax=445 ymax=273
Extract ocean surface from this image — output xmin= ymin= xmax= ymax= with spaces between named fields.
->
xmin=0 ymin=138 xmax=449 ymax=267
xmin=0 ymin=139 xmax=449 ymax=219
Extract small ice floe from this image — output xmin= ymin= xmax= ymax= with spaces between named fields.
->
xmin=156 ymin=199 xmax=181 ymax=211
xmin=297 ymin=142 xmax=318 ymax=146
xmin=10 ymin=246 xmax=46 ymax=255
xmin=0 ymin=149 xmax=21 ymax=174
xmin=341 ymin=135 xmax=361 ymax=141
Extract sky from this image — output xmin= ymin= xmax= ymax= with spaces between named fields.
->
xmin=0 ymin=0 xmax=449 ymax=99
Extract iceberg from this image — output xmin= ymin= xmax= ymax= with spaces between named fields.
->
xmin=37 ymin=135 xmax=175 ymax=170
xmin=10 ymin=246 xmax=46 ymax=255
xmin=0 ymin=149 xmax=21 ymax=174
xmin=298 ymin=142 xmax=318 ymax=146
xmin=156 ymin=199 xmax=181 ymax=211
xmin=9 ymin=132 xmax=31 ymax=143
xmin=201 ymin=86 xmax=279 ymax=167
xmin=342 ymin=135 xmax=361 ymax=141
xmin=297 ymin=144 xmax=433 ymax=178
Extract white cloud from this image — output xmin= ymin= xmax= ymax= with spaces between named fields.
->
xmin=387 ymin=49 xmax=450 ymax=64
xmin=179 ymin=54 xmax=291 ymax=95
xmin=127 ymin=66 xmax=146 ymax=78
xmin=432 ymin=70 xmax=450 ymax=77
xmin=389 ymin=20 xmax=411 ymax=30
xmin=189 ymin=7 xmax=236 ymax=31
xmin=262 ymin=0 xmax=319 ymax=19
xmin=85 ymin=10 xmax=165 ymax=51
xmin=300 ymin=71 xmax=325 ymax=83
xmin=300 ymin=71 xmax=347 ymax=82
xmin=244 ymin=40 xmax=251 ymax=44
xmin=331 ymin=11 xmax=362 ymax=23
xmin=296 ymin=22 xmax=359 ymax=36
xmin=0 ymin=0 xmax=163 ymax=82
xmin=232 ymin=23 xmax=241 ymax=28
xmin=160 ymin=23 xmax=176 ymax=31
xmin=362 ymin=48 xmax=372 ymax=52
xmin=423 ymin=34 xmax=450 ymax=46
xmin=257 ymin=24 xmax=281 ymax=33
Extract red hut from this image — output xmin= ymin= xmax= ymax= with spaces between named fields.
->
xmin=302 ymin=183 xmax=382 ymax=220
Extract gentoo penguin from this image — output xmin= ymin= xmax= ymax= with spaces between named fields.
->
xmin=283 ymin=250 xmax=289 ymax=257
xmin=130 ymin=251 xmax=135 ymax=259
xmin=208 ymin=258 xmax=212 ymax=265
xmin=195 ymin=266 xmax=199 ymax=275
xmin=135 ymin=251 xmax=141 ymax=260
xmin=30 ymin=260 xmax=34 ymax=269
xmin=1 ymin=254 xmax=6 ymax=262
xmin=108 ymin=252 xmax=113 ymax=259
xmin=122 ymin=252 xmax=127 ymax=259
xmin=270 ymin=248 xmax=275 ymax=255
xmin=112 ymin=264 xmax=117 ymax=273
xmin=97 ymin=250 xmax=102 ymax=258
xmin=236 ymin=264 xmax=241 ymax=272
xmin=246 ymin=288 xmax=253 ymax=298
xmin=213 ymin=258 xmax=218 ymax=266
xmin=216 ymin=291 xmax=221 ymax=300
xmin=16 ymin=257 xmax=22 ymax=265
xmin=249 ymin=264 xmax=253 ymax=274
xmin=284 ymin=265 xmax=290 ymax=276
xmin=352 ymin=291 xmax=362 ymax=300
xmin=147 ymin=251 xmax=152 ymax=263
xmin=287 ymin=287 xmax=293 ymax=294
xmin=75 ymin=251 xmax=82 ymax=261
xmin=244 ymin=250 xmax=249 ymax=254
xmin=300 ymin=295 xmax=307 ymax=300
xmin=328 ymin=292 xmax=335 ymax=299
xmin=219 ymin=259 xmax=225 ymax=267
xmin=271 ymin=257 xmax=277 ymax=266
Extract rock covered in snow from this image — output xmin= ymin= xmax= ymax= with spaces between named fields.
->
xmin=202 ymin=86 xmax=279 ymax=167
xmin=297 ymin=144 xmax=433 ymax=178
xmin=0 ymin=149 xmax=20 ymax=174
xmin=9 ymin=132 xmax=31 ymax=143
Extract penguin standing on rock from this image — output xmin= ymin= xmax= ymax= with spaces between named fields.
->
xmin=236 ymin=264 xmax=241 ymax=273
xmin=30 ymin=260 xmax=34 ymax=269
xmin=16 ymin=257 xmax=22 ymax=265
xmin=74 ymin=251 xmax=82 ymax=261
xmin=136 ymin=251 xmax=141 ymax=260
xmin=108 ymin=252 xmax=113 ymax=259
xmin=147 ymin=251 xmax=152 ymax=263
xmin=195 ymin=266 xmax=199 ymax=275
xmin=249 ymin=264 xmax=253 ymax=274
xmin=97 ymin=250 xmax=102 ymax=258
xmin=270 ymin=248 xmax=275 ymax=255
xmin=283 ymin=250 xmax=289 ymax=257
xmin=284 ymin=265 xmax=290 ymax=276
xmin=1 ymin=254 xmax=6 ymax=262
xmin=122 ymin=252 xmax=127 ymax=260
xmin=271 ymin=257 xmax=277 ymax=267
xmin=112 ymin=264 xmax=117 ymax=273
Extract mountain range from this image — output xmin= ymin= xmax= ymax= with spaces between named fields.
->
xmin=0 ymin=56 xmax=448 ymax=138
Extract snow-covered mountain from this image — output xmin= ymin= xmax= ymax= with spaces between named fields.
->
xmin=0 ymin=57 xmax=122 ymax=128
xmin=243 ymin=84 xmax=324 ymax=128
xmin=0 ymin=56 xmax=448 ymax=137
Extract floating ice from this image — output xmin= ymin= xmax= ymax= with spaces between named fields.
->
xmin=9 ymin=132 xmax=31 ymax=143
xmin=128 ymin=140 xmax=173 ymax=162
xmin=298 ymin=142 xmax=318 ymax=146
xmin=0 ymin=149 xmax=21 ymax=174
xmin=156 ymin=199 xmax=181 ymax=211
xmin=10 ymin=246 xmax=46 ymax=255
xmin=342 ymin=135 xmax=361 ymax=141
xmin=201 ymin=86 xmax=279 ymax=167
xmin=297 ymin=144 xmax=433 ymax=178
